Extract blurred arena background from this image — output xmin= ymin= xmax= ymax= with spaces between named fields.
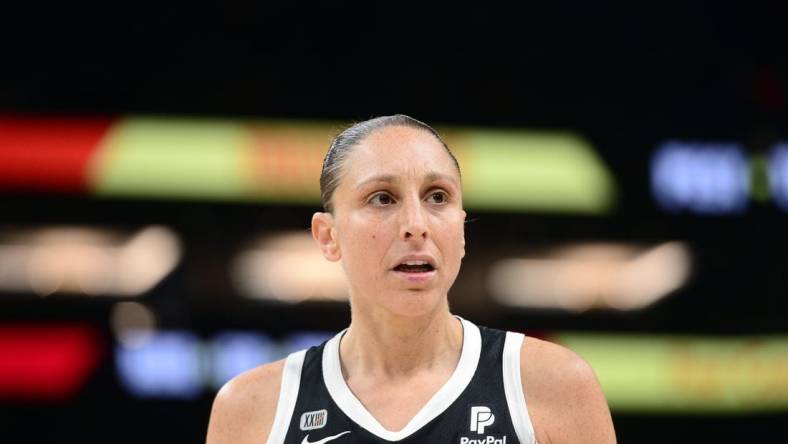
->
xmin=1 ymin=2 xmax=788 ymax=443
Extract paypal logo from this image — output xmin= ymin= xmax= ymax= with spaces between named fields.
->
xmin=470 ymin=406 xmax=495 ymax=434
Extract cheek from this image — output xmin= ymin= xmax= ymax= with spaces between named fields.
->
xmin=353 ymin=211 xmax=387 ymax=235
xmin=437 ymin=214 xmax=465 ymax=257
xmin=342 ymin=215 xmax=389 ymax=260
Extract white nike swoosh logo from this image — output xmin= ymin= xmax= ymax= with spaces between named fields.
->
xmin=301 ymin=430 xmax=351 ymax=444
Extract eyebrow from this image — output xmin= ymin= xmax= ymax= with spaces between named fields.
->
xmin=355 ymin=171 xmax=458 ymax=189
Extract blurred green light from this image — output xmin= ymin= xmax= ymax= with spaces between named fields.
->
xmin=457 ymin=130 xmax=615 ymax=214
xmin=557 ymin=333 xmax=788 ymax=413
xmin=751 ymin=153 xmax=770 ymax=203
xmin=90 ymin=118 xmax=251 ymax=200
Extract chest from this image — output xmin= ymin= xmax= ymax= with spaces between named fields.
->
xmin=345 ymin=371 xmax=453 ymax=431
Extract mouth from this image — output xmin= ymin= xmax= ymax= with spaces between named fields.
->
xmin=393 ymin=261 xmax=436 ymax=273
xmin=391 ymin=260 xmax=437 ymax=283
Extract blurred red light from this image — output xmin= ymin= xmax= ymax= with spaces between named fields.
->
xmin=0 ymin=324 xmax=102 ymax=401
xmin=0 ymin=116 xmax=112 ymax=193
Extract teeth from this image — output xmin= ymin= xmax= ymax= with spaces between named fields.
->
xmin=403 ymin=260 xmax=428 ymax=266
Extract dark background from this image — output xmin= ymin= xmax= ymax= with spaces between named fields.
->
xmin=1 ymin=2 xmax=788 ymax=443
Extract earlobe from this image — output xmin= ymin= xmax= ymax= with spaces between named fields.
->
xmin=311 ymin=212 xmax=341 ymax=261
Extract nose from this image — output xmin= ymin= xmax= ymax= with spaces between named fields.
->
xmin=400 ymin=197 xmax=428 ymax=243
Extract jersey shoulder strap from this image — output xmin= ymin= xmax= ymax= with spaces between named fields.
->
xmin=501 ymin=330 xmax=537 ymax=443
xmin=266 ymin=349 xmax=307 ymax=444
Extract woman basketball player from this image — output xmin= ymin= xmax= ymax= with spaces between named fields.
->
xmin=206 ymin=115 xmax=616 ymax=443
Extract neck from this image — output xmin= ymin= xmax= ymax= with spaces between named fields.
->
xmin=340 ymin=300 xmax=463 ymax=378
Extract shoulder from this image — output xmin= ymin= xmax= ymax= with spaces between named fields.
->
xmin=519 ymin=336 xmax=616 ymax=444
xmin=520 ymin=336 xmax=598 ymax=398
xmin=206 ymin=358 xmax=286 ymax=444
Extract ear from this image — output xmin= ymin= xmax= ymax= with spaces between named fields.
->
xmin=311 ymin=211 xmax=341 ymax=261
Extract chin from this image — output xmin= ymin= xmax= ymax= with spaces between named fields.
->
xmin=383 ymin=288 xmax=447 ymax=318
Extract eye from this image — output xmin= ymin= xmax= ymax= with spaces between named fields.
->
xmin=369 ymin=192 xmax=395 ymax=207
xmin=427 ymin=190 xmax=449 ymax=204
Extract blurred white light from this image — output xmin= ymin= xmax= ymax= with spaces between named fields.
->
xmin=110 ymin=302 xmax=158 ymax=348
xmin=0 ymin=225 xmax=181 ymax=297
xmin=768 ymin=144 xmax=788 ymax=212
xmin=211 ymin=332 xmax=276 ymax=389
xmin=651 ymin=142 xmax=749 ymax=215
xmin=232 ymin=232 xmax=348 ymax=302
xmin=27 ymin=246 xmax=65 ymax=296
xmin=488 ymin=242 xmax=691 ymax=312
xmin=116 ymin=226 xmax=181 ymax=295
xmin=115 ymin=331 xmax=202 ymax=399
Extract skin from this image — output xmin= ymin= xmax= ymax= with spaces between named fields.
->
xmin=206 ymin=125 xmax=617 ymax=444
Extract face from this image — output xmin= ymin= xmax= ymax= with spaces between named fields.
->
xmin=312 ymin=126 xmax=466 ymax=318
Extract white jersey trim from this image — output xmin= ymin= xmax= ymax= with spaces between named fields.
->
xmin=322 ymin=317 xmax=482 ymax=442
xmin=266 ymin=349 xmax=307 ymax=444
xmin=503 ymin=332 xmax=537 ymax=444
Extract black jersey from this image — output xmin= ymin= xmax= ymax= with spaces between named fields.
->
xmin=266 ymin=318 xmax=536 ymax=444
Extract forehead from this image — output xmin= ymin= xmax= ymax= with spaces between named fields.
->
xmin=343 ymin=125 xmax=458 ymax=182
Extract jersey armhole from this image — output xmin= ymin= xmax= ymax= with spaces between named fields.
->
xmin=266 ymin=349 xmax=307 ymax=444
xmin=503 ymin=332 xmax=537 ymax=444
